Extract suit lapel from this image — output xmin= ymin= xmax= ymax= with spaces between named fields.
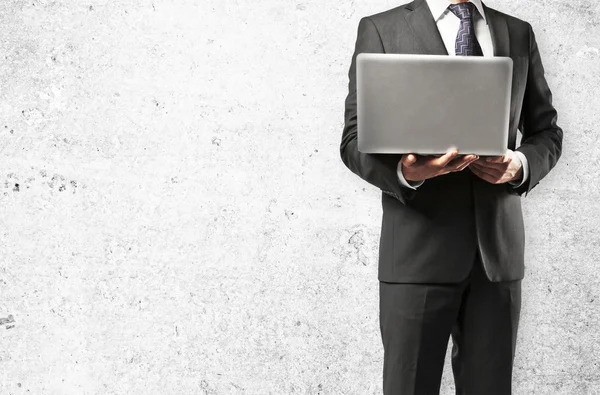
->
xmin=483 ymin=3 xmax=510 ymax=57
xmin=405 ymin=0 xmax=448 ymax=55
xmin=482 ymin=3 xmax=523 ymax=148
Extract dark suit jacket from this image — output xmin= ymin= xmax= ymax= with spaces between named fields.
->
xmin=340 ymin=0 xmax=563 ymax=283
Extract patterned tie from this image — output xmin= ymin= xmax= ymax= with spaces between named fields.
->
xmin=448 ymin=2 xmax=483 ymax=56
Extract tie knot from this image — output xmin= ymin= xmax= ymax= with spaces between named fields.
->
xmin=448 ymin=2 xmax=475 ymax=20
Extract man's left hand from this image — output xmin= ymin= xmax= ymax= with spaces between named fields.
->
xmin=469 ymin=149 xmax=523 ymax=184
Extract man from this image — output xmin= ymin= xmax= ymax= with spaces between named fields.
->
xmin=339 ymin=0 xmax=563 ymax=394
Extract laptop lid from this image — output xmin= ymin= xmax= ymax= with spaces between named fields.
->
xmin=356 ymin=53 xmax=512 ymax=155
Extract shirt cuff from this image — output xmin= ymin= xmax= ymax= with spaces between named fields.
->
xmin=508 ymin=151 xmax=529 ymax=188
xmin=397 ymin=160 xmax=424 ymax=190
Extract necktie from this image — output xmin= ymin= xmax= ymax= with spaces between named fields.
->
xmin=448 ymin=2 xmax=483 ymax=56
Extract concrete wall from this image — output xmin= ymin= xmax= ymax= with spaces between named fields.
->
xmin=1 ymin=0 xmax=598 ymax=393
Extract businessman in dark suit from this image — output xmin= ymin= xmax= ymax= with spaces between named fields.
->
xmin=339 ymin=0 xmax=563 ymax=393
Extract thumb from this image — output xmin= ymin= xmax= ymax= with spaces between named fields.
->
xmin=402 ymin=154 xmax=417 ymax=167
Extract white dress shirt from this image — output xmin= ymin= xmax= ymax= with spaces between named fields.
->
xmin=396 ymin=0 xmax=530 ymax=189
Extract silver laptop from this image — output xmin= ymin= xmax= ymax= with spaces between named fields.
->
xmin=357 ymin=54 xmax=513 ymax=155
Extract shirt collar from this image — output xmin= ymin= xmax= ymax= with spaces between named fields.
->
xmin=426 ymin=0 xmax=487 ymax=24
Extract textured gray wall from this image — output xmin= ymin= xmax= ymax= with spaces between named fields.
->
xmin=1 ymin=0 xmax=598 ymax=394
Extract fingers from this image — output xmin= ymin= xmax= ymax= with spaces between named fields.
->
xmin=473 ymin=160 xmax=508 ymax=169
xmin=433 ymin=149 xmax=459 ymax=167
xmin=470 ymin=162 xmax=504 ymax=178
xmin=470 ymin=163 xmax=511 ymax=184
xmin=469 ymin=165 xmax=499 ymax=183
xmin=447 ymin=154 xmax=478 ymax=171
xmin=455 ymin=155 xmax=479 ymax=171
xmin=485 ymin=154 xmax=511 ymax=164
xmin=401 ymin=154 xmax=418 ymax=167
xmin=474 ymin=153 xmax=513 ymax=170
xmin=403 ymin=150 xmax=502 ymax=182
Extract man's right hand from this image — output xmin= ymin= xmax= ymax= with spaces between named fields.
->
xmin=401 ymin=150 xmax=479 ymax=182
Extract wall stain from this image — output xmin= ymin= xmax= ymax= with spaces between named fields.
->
xmin=2 ymin=171 xmax=83 ymax=194
xmin=284 ymin=209 xmax=296 ymax=219
xmin=0 ymin=314 xmax=15 ymax=329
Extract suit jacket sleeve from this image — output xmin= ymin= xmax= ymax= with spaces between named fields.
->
xmin=340 ymin=17 xmax=417 ymax=202
xmin=513 ymin=23 xmax=563 ymax=196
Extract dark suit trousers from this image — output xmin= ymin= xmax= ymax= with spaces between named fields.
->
xmin=379 ymin=253 xmax=521 ymax=395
